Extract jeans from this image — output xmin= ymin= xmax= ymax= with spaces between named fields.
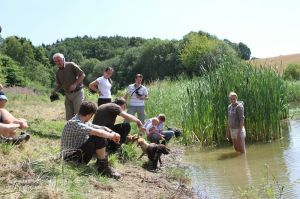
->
xmin=126 ymin=105 xmax=146 ymax=124
xmin=148 ymin=130 xmax=175 ymax=144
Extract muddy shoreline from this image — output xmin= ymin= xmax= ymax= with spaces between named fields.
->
xmin=96 ymin=144 xmax=197 ymax=199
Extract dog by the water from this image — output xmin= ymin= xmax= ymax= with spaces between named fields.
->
xmin=136 ymin=138 xmax=170 ymax=169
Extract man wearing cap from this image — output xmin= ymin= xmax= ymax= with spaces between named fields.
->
xmin=0 ymin=92 xmax=30 ymax=144
xmin=51 ymin=53 xmax=85 ymax=120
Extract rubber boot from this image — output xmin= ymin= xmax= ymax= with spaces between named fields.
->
xmin=97 ymin=158 xmax=121 ymax=179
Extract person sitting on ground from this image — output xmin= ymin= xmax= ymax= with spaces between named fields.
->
xmin=0 ymin=92 xmax=30 ymax=144
xmin=61 ymin=101 xmax=121 ymax=179
xmin=92 ymin=97 xmax=145 ymax=153
xmin=143 ymin=117 xmax=161 ymax=143
xmin=144 ymin=114 xmax=175 ymax=144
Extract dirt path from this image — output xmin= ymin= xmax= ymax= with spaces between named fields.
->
xmin=93 ymin=146 xmax=197 ymax=199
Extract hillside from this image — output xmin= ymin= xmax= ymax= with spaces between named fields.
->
xmin=250 ymin=53 xmax=300 ymax=74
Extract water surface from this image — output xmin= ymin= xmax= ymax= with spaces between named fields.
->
xmin=184 ymin=115 xmax=300 ymax=198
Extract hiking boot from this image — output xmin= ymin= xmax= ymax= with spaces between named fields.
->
xmin=97 ymin=158 xmax=121 ymax=179
xmin=0 ymin=132 xmax=30 ymax=145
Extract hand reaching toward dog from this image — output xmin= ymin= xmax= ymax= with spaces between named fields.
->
xmin=111 ymin=132 xmax=121 ymax=144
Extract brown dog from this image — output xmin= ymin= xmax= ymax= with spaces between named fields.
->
xmin=125 ymin=134 xmax=139 ymax=144
xmin=136 ymin=138 xmax=170 ymax=169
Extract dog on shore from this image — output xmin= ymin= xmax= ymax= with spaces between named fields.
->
xmin=125 ymin=134 xmax=139 ymax=144
xmin=136 ymin=138 xmax=170 ymax=169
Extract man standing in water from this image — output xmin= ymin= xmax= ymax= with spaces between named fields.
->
xmin=226 ymin=92 xmax=246 ymax=153
xmin=51 ymin=53 xmax=85 ymax=120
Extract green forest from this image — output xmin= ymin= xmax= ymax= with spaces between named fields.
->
xmin=0 ymin=30 xmax=251 ymax=92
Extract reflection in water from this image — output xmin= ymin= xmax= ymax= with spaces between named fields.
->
xmin=184 ymin=115 xmax=300 ymax=199
xmin=217 ymin=152 xmax=240 ymax=160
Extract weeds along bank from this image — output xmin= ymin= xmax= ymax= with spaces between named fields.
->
xmin=0 ymin=91 xmax=193 ymax=198
xmin=146 ymin=62 xmax=289 ymax=146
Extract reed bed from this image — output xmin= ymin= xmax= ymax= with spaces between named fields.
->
xmin=146 ymin=62 xmax=289 ymax=146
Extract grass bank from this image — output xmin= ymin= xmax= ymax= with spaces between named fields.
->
xmin=0 ymin=90 xmax=194 ymax=199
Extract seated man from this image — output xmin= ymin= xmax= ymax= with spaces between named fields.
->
xmin=145 ymin=114 xmax=174 ymax=144
xmin=61 ymin=101 xmax=121 ymax=179
xmin=92 ymin=97 xmax=145 ymax=152
xmin=0 ymin=92 xmax=30 ymax=144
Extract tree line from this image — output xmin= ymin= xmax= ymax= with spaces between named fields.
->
xmin=0 ymin=30 xmax=251 ymax=92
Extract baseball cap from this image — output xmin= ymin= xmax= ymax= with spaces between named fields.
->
xmin=0 ymin=91 xmax=8 ymax=101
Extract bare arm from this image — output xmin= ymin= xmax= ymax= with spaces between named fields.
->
xmin=124 ymin=93 xmax=128 ymax=101
xmin=90 ymin=124 xmax=113 ymax=133
xmin=52 ymin=73 xmax=62 ymax=95
xmin=0 ymin=123 xmax=20 ymax=131
xmin=69 ymin=73 xmax=86 ymax=92
xmin=89 ymin=80 xmax=100 ymax=94
xmin=119 ymin=111 xmax=144 ymax=130
xmin=1 ymin=109 xmax=28 ymax=129
xmin=89 ymin=128 xmax=120 ymax=144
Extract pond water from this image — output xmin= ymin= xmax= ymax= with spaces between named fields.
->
xmin=184 ymin=114 xmax=300 ymax=198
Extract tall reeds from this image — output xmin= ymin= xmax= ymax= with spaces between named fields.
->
xmin=182 ymin=63 xmax=288 ymax=145
xmin=146 ymin=62 xmax=288 ymax=146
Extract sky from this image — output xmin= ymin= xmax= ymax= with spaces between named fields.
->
xmin=1 ymin=0 xmax=299 ymax=58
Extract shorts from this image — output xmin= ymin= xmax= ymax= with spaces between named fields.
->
xmin=230 ymin=127 xmax=246 ymax=139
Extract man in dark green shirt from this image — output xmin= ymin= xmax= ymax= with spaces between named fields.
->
xmin=51 ymin=53 xmax=85 ymax=120
xmin=93 ymin=98 xmax=145 ymax=152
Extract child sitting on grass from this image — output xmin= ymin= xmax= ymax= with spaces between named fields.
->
xmin=143 ymin=117 xmax=163 ymax=144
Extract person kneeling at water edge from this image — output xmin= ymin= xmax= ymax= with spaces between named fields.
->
xmin=61 ymin=101 xmax=121 ymax=179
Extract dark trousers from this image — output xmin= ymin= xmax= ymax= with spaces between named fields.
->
xmin=64 ymin=136 xmax=106 ymax=164
xmin=98 ymin=98 xmax=111 ymax=106
xmin=107 ymin=123 xmax=131 ymax=152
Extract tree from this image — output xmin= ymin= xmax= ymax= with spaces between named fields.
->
xmin=180 ymin=32 xmax=237 ymax=75
xmin=0 ymin=54 xmax=25 ymax=86
xmin=238 ymin=42 xmax=251 ymax=60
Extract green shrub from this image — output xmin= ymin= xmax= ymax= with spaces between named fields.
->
xmin=118 ymin=143 xmax=139 ymax=163
xmin=283 ymin=64 xmax=300 ymax=80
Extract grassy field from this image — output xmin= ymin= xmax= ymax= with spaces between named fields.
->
xmin=0 ymin=89 xmax=193 ymax=199
xmin=250 ymin=53 xmax=300 ymax=74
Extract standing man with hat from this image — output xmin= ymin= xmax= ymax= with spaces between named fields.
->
xmin=51 ymin=53 xmax=85 ymax=120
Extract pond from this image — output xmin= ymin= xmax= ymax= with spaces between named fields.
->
xmin=184 ymin=113 xmax=300 ymax=198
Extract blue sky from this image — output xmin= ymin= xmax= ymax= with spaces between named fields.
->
xmin=1 ymin=0 xmax=299 ymax=58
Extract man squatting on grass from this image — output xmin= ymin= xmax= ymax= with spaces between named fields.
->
xmin=92 ymin=97 xmax=145 ymax=152
xmin=61 ymin=101 xmax=121 ymax=179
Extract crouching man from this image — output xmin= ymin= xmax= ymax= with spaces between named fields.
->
xmin=61 ymin=101 xmax=121 ymax=179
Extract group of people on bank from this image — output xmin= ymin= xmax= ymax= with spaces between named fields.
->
xmin=0 ymin=52 xmax=246 ymax=179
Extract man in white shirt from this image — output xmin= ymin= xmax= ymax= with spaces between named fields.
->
xmin=124 ymin=74 xmax=148 ymax=124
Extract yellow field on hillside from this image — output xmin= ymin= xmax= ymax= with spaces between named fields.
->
xmin=250 ymin=53 xmax=300 ymax=74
